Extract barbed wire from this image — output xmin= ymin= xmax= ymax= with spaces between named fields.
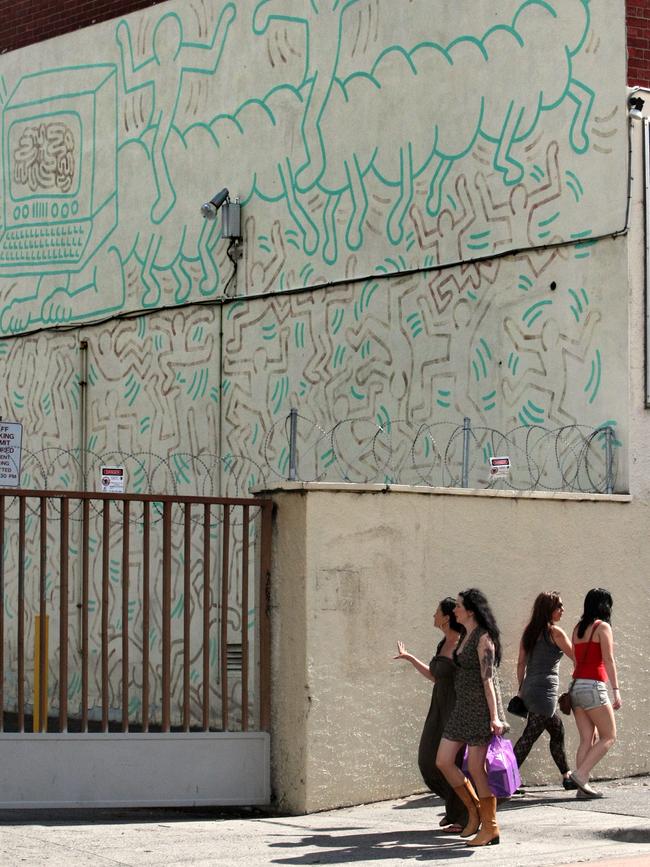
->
xmin=261 ymin=414 xmax=620 ymax=494
xmin=0 ymin=417 xmax=620 ymax=519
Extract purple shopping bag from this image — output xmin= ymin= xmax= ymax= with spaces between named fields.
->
xmin=462 ymin=735 xmax=521 ymax=798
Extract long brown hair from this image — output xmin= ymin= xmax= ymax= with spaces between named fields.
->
xmin=521 ymin=591 xmax=562 ymax=656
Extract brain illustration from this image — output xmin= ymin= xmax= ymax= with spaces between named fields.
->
xmin=13 ymin=121 xmax=76 ymax=193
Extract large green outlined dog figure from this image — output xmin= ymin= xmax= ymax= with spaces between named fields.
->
xmin=321 ymin=0 xmax=595 ymax=251
xmin=421 ymin=0 xmax=594 ymax=217
xmin=116 ymin=3 xmax=236 ymax=224
xmin=252 ymin=0 xmax=365 ymax=191
xmin=207 ymin=0 xmax=594 ymax=262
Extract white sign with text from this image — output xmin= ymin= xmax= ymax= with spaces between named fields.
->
xmin=100 ymin=465 xmax=125 ymax=493
xmin=0 ymin=421 xmax=22 ymax=487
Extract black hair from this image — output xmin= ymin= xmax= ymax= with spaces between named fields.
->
xmin=577 ymin=587 xmax=613 ymax=638
xmin=440 ymin=596 xmax=463 ymax=634
xmin=458 ymin=587 xmax=502 ymax=665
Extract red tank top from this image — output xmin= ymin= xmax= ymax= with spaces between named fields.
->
xmin=572 ymin=621 xmax=607 ymax=681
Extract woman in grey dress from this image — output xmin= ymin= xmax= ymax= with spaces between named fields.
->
xmin=513 ymin=591 xmax=575 ymax=788
xmin=435 ymin=588 xmax=507 ymax=847
xmin=394 ymin=597 xmax=467 ymax=833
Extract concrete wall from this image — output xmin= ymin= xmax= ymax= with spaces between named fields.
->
xmin=0 ymin=2 xmax=631 ymax=479
xmin=268 ymin=484 xmax=647 ymax=815
xmin=0 ymin=0 xmax=640 ymax=797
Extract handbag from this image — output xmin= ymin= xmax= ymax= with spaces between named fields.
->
xmin=558 ymin=621 xmax=599 ymax=715
xmin=462 ymin=735 xmax=521 ymax=798
xmin=507 ymin=694 xmax=528 ymax=718
xmin=558 ymin=691 xmax=572 ymax=715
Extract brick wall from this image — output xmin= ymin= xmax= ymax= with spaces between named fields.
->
xmin=0 ymin=0 xmax=158 ymax=54
xmin=628 ymin=1 xmax=650 ymax=86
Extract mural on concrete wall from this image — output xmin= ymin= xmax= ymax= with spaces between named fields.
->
xmin=0 ymin=1 xmax=629 ymax=723
xmin=0 ymin=0 xmax=626 ymax=333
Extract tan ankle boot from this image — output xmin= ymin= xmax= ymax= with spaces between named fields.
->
xmin=466 ymin=795 xmax=500 ymax=846
xmin=452 ymin=778 xmax=480 ymax=837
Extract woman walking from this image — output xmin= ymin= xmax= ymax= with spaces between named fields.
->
xmin=513 ymin=591 xmax=576 ymax=788
xmin=394 ymin=597 xmax=467 ymax=833
xmin=568 ymin=588 xmax=622 ymax=798
xmin=436 ymin=588 xmax=507 ymax=847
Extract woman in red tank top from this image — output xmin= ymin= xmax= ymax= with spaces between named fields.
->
xmin=567 ymin=589 xmax=622 ymax=799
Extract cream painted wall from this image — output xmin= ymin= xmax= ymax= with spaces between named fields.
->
xmin=268 ymin=485 xmax=646 ymax=815
xmin=626 ymin=93 xmax=650 ymax=499
xmin=0 ymin=0 xmax=631 ymax=494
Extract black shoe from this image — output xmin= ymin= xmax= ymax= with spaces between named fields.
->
xmin=563 ymin=777 xmax=578 ymax=790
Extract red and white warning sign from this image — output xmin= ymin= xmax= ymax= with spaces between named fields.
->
xmin=100 ymin=465 xmax=125 ymax=493
xmin=489 ymin=456 xmax=511 ymax=477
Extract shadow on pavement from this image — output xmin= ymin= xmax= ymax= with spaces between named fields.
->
xmin=0 ymin=805 xmax=273 ymax=826
xmin=268 ymin=829 xmax=476 ymax=863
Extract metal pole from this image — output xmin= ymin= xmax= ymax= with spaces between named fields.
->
xmin=288 ymin=408 xmax=298 ymax=481
xmin=605 ymin=426 xmax=614 ymax=495
xmin=462 ymin=417 xmax=471 ymax=488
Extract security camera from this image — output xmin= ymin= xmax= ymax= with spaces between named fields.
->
xmin=201 ymin=188 xmax=230 ymax=219
xmin=629 ymin=95 xmax=645 ymax=119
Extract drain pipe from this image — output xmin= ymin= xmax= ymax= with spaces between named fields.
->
xmin=77 ymin=340 xmax=89 ymax=652
xmin=79 ymin=340 xmax=88 ymax=490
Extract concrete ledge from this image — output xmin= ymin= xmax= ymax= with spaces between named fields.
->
xmin=0 ymin=732 xmax=270 ymax=809
xmin=254 ymin=480 xmax=631 ymax=503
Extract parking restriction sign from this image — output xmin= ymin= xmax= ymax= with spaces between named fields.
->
xmin=0 ymin=421 xmax=22 ymax=487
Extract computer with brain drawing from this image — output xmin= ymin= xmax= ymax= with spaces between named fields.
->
xmin=0 ymin=64 xmax=117 ymax=273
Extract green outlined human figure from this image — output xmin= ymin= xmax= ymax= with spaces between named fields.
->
xmin=116 ymin=3 xmax=236 ymax=224
xmin=253 ymin=0 xmax=364 ymax=191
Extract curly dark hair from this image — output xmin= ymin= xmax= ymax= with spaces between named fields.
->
xmin=577 ymin=588 xmax=613 ymax=638
xmin=458 ymin=587 xmax=502 ymax=665
xmin=521 ymin=591 xmax=562 ymax=655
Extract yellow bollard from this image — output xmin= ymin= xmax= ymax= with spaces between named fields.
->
xmin=34 ymin=614 xmax=49 ymax=732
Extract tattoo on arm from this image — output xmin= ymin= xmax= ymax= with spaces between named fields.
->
xmin=480 ymin=643 xmax=495 ymax=681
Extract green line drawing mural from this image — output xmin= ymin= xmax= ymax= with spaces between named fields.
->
xmin=252 ymin=0 xmax=365 ymax=191
xmin=0 ymin=0 xmax=619 ymax=335
xmin=116 ymin=3 xmax=236 ymax=224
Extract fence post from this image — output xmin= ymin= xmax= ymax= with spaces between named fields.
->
xmin=605 ymin=426 xmax=614 ymax=495
xmin=288 ymin=408 xmax=298 ymax=481
xmin=462 ymin=417 xmax=471 ymax=488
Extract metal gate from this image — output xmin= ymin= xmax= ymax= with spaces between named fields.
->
xmin=0 ymin=488 xmax=272 ymax=807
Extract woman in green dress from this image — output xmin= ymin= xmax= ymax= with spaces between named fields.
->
xmin=436 ymin=588 xmax=507 ymax=847
xmin=394 ymin=597 xmax=467 ymax=833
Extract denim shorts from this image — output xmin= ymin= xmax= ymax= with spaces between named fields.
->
xmin=570 ymin=679 xmax=610 ymax=710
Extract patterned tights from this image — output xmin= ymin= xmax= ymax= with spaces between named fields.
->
xmin=513 ymin=710 xmax=570 ymax=774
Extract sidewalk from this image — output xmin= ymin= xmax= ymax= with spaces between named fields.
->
xmin=0 ymin=777 xmax=648 ymax=866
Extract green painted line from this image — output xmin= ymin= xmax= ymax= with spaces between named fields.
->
xmin=476 ymin=347 xmax=488 ymax=379
xmin=565 ymin=170 xmax=584 ymax=195
xmin=538 ymin=211 xmax=560 ymax=227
